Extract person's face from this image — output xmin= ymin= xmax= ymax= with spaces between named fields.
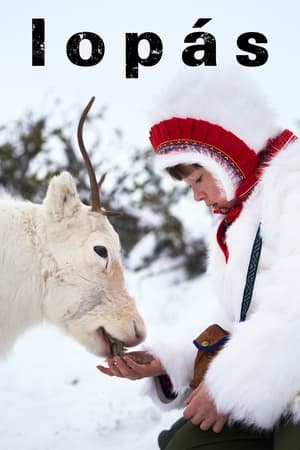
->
xmin=182 ymin=167 xmax=236 ymax=212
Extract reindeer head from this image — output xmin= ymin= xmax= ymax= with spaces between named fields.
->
xmin=40 ymin=98 xmax=145 ymax=357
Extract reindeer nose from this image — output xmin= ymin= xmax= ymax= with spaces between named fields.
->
xmin=132 ymin=320 xmax=146 ymax=344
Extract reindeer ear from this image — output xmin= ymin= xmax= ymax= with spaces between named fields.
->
xmin=43 ymin=172 xmax=82 ymax=221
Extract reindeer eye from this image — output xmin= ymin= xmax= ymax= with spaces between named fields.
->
xmin=93 ymin=246 xmax=108 ymax=258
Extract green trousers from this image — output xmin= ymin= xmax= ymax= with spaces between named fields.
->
xmin=158 ymin=417 xmax=300 ymax=450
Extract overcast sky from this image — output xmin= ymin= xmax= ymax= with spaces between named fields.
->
xmin=1 ymin=0 xmax=300 ymax=151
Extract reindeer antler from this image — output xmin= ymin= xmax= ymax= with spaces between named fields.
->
xmin=77 ymin=96 xmax=102 ymax=212
xmin=77 ymin=97 xmax=122 ymax=217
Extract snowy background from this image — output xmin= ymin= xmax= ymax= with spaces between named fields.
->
xmin=1 ymin=0 xmax=300 ymax=449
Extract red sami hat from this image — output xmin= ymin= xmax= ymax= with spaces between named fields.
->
xmin=148 ymin=70 xmax=279 ymax=201
xmin=149 ymin=117 xmax=259 ymax=201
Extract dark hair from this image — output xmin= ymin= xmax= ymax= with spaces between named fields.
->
xmin=166 ymin=163 xmax=201 ymax=181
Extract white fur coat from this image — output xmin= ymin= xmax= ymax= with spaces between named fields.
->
xmin=143 ymin=137 xmax=300 ymax=430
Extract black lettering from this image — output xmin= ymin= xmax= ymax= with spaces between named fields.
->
xmin=32 ymin=18 xmax=45 ymax=66
xmin=125 ymin=32 xmax=163 ymax=78
xmin=66 ymin=32 xmax=105 ymax=66
xmin=236 ymin=32 xmax=268 ymax=67
xmin=182 ymin=18 xmax=216 ymax=66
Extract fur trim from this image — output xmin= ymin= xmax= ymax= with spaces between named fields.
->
xmin=148 ymin=68 xmax=280 ymax=152
xmin=141 ymin=371 xmax=192 ymax=411
xmin=154 ymin=149 xmax=240 ymax=200
xmin=144 ymin=336 xmax=197 ymax=396
xmin=141 ymin=280 xmax=229 ymax=410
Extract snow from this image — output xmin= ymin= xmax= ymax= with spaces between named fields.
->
xmin=0 ymin=266 xmax=214 ymax=450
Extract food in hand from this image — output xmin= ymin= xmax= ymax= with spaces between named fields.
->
xmin=109 ymin=336 xmax=126 ymax=356
xmin=122 ymin=350 xmax=154 ymax=365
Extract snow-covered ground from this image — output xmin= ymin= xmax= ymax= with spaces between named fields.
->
xmin=0 ymin=261 xmax=214 ymax=450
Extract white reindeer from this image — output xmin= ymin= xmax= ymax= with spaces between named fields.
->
xmin=0 ymin=98 xmax=146 ymax=358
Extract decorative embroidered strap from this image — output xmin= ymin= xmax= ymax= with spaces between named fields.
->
xmin=192 ymin=225 xmax=262 ymax=355
xmin=240 ymin=225 xmax=262 ymax=322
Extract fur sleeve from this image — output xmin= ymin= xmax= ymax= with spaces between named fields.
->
xmin=205 ymin=146 xmax=300 ymax=429
xmin=141 ymin=281 xmax=228 ymax=410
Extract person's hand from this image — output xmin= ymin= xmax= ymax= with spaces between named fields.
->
xmin=96 ymin=350 xmax=165 ymax=380
xmin=183 ymin=382 xmax=228 ymax=433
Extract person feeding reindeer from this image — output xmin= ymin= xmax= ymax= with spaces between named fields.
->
xmin=97 ymin=69 xmax=300 ymax=449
